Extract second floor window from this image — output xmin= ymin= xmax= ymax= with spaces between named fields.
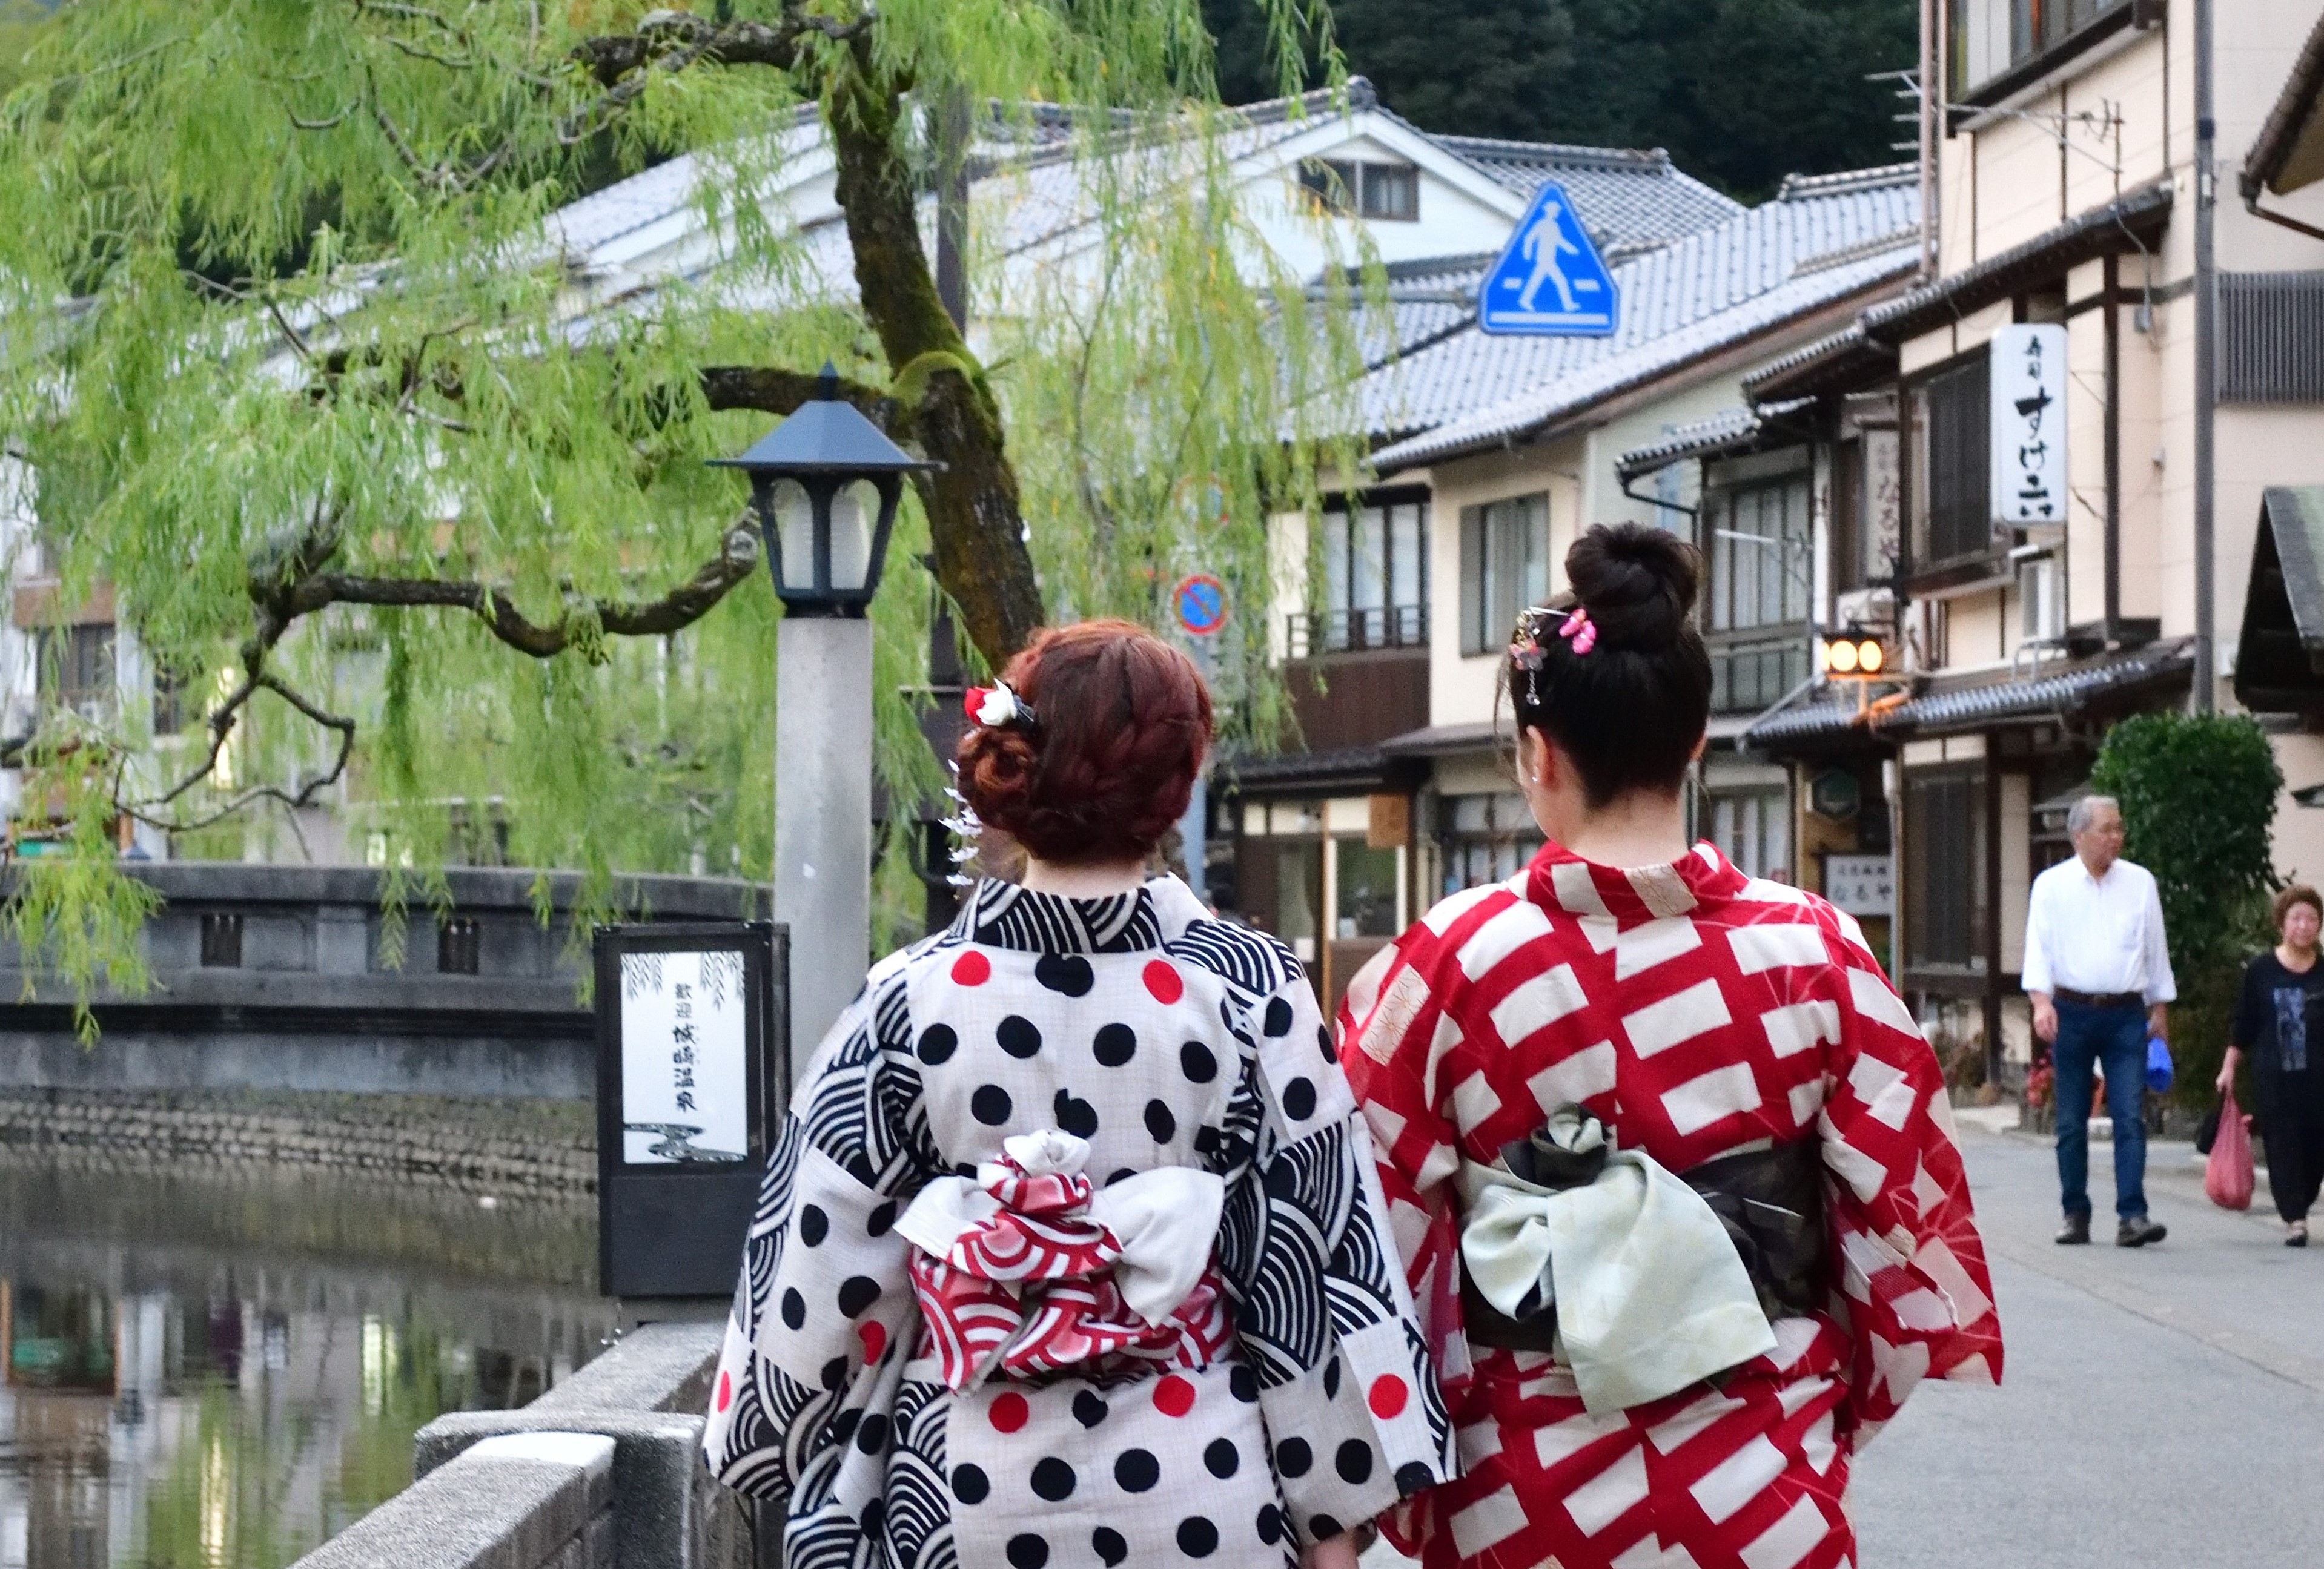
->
xmin=1909 ymin=355 xmax=1993 ymax=570
xmin=1296 ymin=495 xmax=1428 ymax=655
xmin=1950 ymin=0 xmax=2131 ymax=99
xmin=1298 ymin=159 xmax=1421 ymax=222
xmin=36 ymin=624 xmax=114 ymax=720
xmin=1458 ymin=494 xmax=1549 ymax=656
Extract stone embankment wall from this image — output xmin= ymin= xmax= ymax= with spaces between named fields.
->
xmin=2 ymin=862 xmax=770 ymax=1189
xmin=292 ymin=1320 xmax=749 ymax=1569
xmin=0 ymin=1086 xmax=598 ymax=1192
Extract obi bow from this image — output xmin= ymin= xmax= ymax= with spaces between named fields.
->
xmin=897 ymin=1129 xmax=1230 ymax=1389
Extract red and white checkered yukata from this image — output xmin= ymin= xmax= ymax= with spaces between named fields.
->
xmin=1337 ymin=841 xmax=2002 ymax=1569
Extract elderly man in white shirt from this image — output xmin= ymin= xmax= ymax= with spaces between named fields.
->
xmin=2024 ymin=794 xmax=2174 ymax=1247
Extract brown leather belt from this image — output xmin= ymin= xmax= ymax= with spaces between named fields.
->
xmin=2054 ymin=988 xmax=2143 ymax=1010
xmin=1462 ymin=1134 xmax=1827 ymax=1353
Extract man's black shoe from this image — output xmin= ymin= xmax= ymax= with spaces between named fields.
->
xmin=2117 ymin=1216 xmax=2167 ymax=1247
xmin=2055 ymin=1215 xmax=2091 ymax=1245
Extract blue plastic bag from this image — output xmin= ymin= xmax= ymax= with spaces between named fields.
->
xmin=2145 ymin=1036 xmax=2174 ymax=1094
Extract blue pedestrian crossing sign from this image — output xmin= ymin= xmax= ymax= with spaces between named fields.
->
xmin=1478 ymin=181 xmax=1618 ymax=337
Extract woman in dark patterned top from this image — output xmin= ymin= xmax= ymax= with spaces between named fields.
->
xmin=704 ymin=619 xmax=1451 ymax=1569
xmin=2221 ymin=884 xmax=2324 ymax=1244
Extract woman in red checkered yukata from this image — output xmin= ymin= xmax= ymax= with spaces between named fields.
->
xmin=704 ymin=621 xmax=1453 ymax=1569
xmin=1337 ymin=524 xmax=2002 ymax=1569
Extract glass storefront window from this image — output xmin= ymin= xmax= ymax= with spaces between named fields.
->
xmin=1710 ymin=789 xmax=1792 ymax=882
xmin=1440 ymin=791 xmax=1544 ymax=894
xmin=1335 ymin=841 xmax=1400 ymax=939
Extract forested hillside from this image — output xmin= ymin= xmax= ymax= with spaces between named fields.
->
xmin=1205 ymin=0 xmax=1920 ymax=202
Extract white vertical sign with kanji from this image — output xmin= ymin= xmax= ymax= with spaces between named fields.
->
xmin=1989 ymin=324 xmax=2068 ymax=529
xmin=619 ymin=948 xmax=750 ymax=1163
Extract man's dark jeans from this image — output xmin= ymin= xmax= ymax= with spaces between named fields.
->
xmin=2053 ymin=998 xmax=2150 ymax=1221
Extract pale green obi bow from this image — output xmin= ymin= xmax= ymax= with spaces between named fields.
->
xmin=1457 ymin=1106 xmax=1778 ymax=1414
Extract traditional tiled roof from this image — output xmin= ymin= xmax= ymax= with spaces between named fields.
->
xmin=1434 ymin=135 xmax=1744 ymax=251
xmin=1741 ymin=639 xmax=2197 ymax=753
xmin=1739 ymin=323 xmax=1896 ymax=403
xmin=1360 ymin=165 xmax=1921 ymax=462
xmin=1614 ymin=400 xmax=1814 ymax=480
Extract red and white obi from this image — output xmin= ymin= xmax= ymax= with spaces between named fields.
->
xmin=896 ymin=1128 xmax=1234 ymax=1388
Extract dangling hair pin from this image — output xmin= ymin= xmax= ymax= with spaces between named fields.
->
xmin=1508 ymin=604 xmax=1595 ymax=705
xmin=964 ymin=681 xmax=1038 ymax=731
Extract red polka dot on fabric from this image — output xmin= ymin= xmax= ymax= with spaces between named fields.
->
xmin=1153 ymin=1375 xmax=1196 ymax=1417
xmin=952 ymin=951 xmax=992 ymax=986
xmin=716 ymin=1371 xmax=732 ymax=1413
xmin=1142 ymin=960 xmax=1184 ymax=1004
xmin=859 ymin=1321 xmax=887 ymax=1362
xmin=989 ymin=1392 xmax=1030 ymax=1433
xmin=1366 ymin=1375 xmax=1408 ymax=1419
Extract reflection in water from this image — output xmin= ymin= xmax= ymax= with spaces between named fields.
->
xmin=0 ymin=1155 xmax=614 ymax=1569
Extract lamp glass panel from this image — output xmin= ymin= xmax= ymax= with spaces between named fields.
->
xmin=829 ymin=480 xmax=880 ymax=592
xmin=770 ymin=480 xmax=814 ymax=591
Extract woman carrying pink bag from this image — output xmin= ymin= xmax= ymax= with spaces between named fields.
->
xmin=2216 ymin=886 xmax=2324 ymax=1238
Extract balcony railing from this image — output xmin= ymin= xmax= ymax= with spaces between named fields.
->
xmin=1285 ymin=605 xmax=1429 ymax=659
xmin=1710 ymin=629 xmax=1811 ymax=715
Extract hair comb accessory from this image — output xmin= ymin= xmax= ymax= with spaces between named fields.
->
xmin=963 ymin=682 xmax=1038 ymax=730
xmin=1558 ymin=606 xmax=1598 ymax=655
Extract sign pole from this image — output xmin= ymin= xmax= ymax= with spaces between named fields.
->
xmin=1170 ymin=575 xmax=1230 ymax=907
xmin=775 ymin=616 xmax=874 ymax=1074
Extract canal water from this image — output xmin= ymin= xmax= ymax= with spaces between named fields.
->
xmin=0 ymin=1154 xmax=617 ymax=1569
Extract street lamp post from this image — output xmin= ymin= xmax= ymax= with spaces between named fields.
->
xmin=712 ymin=365 xmax=941 ymax=1073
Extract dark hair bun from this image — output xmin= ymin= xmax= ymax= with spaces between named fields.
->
xmin=1566 ymin=521 xmax=1698 ymax=649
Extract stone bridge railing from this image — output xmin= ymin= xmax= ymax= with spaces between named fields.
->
xmin=296 ymin=1318 xmax=750 ymax=1569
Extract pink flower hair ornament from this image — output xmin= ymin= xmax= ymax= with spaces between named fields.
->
xmin=1558 ymin=606 xmax=1598 ymax=655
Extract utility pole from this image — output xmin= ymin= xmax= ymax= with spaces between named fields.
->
xmin=2193 ymin=0 xmax=2218 ymax=712
xmin=924 ymin=87 xmax=975 ymax=934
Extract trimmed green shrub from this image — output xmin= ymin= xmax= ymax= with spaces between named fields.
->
xmin=2089 ymin=712 xmax=2282 ymax=1105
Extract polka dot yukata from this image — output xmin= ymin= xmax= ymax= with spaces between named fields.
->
xmin=704 ymin=876 xmax=1454 ymax=1568
xmin=1337 ymin=842 xmax=2002 ymax=1569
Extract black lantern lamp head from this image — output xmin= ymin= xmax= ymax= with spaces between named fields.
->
xmin=710 ymin=363 xmax=943 ymax=616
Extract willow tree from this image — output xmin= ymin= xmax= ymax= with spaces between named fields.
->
xmin=0 ymin=1 xmax=1368 ymax=1002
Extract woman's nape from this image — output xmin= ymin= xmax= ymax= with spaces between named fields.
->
xmin=1019 ymin=851 xmax=1151 ymax=898
xmin=1515 ymin=722 xmax=1700 ymax=870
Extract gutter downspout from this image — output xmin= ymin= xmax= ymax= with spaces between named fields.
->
xmin=1920 ymin=0 xmax=1940 ymax=282
xmin=2193 ymin=0 xmax=2218 ymax=712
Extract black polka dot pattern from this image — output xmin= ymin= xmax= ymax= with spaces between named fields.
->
xmin=1053 ymin=1089 xmax=1099 ymax=1138
xmin=798 ymin=1205 xmax=829 ymax=1246
xmin=1034 ymin=953 xmax=1094 ymax=996
xmin=1309 ymin=1514 xmax=1343 ymax=1542
xmin=916 ymin=1024 xmax=957 ymax=1065
xmin=1334 ymin=1439 xmax=1373 ymax=1485
xmin=780 ymin=1289 xmax=806 ymax=1330
xmin=1203 ymin=1437 xmax=1239 ymax=1478
xmin=1179 ymin=1042 xmax=1217 ymax=1083
xmin=1274 ymin=1437 xmax=1311 ymax=1478
xmin=1092 ymin=1528 xmax=1128 ymax=1567
xmin=1144 ymin=1100 xmax=1177 ymax=1143
xmin=996 ymin=1015 xmax=1043 ymax=1059
xmin=836 ymin=1276 xmax=880 ymax=1318
xmin=972 ymin=1085 xmax=1013 ymax=1125
xmin=866 ymin=1200 xmax=896 ymax=1237
xmin=1091 ymin=1023 xmax=1137 ymax=1066
xmin=1256 ymin=1504 xmax=1283 ymax=1545
xmin=1282 ymin=1077 xmax=1317 ymax=1120
xmin=1114 ymin=1448 xmax=1160 ymax=1493
xmin=818 ymin=1356 xmax=849 ymax=1391
xmin=855 ymin=1413 xmax=890 ymax=1455
xmin=1264 ymin=997 xmax=1295 ymax=1036
xmin=952 ymin=1464 xmax=990 ymax=1504
xmin=1228 ymin=1365 xmax=1259 ymax=1404
xmin=1030 ymin=1456 xmax=1076 ymax=1500
xmin=1071 ymin=1390 xmax=1109 ymax=1428
xmin=1317 ymin=1023 xmax=1338 ymax=1063
xmin=1005 ymin=1533 xmax=1048 ymax=1569
xmin=1395 ymin=1461 xmax=1436 ymax=1497
xmin=1176 ymin=1517 xmax=1219 ymax=1557
xmin=1322 ymin=1355 xmax=1342 ymax=1399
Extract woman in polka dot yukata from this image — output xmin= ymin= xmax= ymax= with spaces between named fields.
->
xmin=1338 ymin=526 xmax=2002 ymax=1569
xmin=704 ymin=620 xmax=1454 ymax=1568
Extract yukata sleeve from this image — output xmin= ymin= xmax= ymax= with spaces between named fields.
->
xmin=1215 ymin=951 xmax=1454 ymax=1553
xmin=703 ymin=953 xmax=935 ymax=1501
xmin=1333 ymin=931 xmax=1471 ymax=1557
xmin=1813 ymin=924 xmax=2004 ymax=1444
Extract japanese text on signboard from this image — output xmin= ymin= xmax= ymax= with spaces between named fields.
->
xmin=1989 ymin=324 xmax=2067 ymax=529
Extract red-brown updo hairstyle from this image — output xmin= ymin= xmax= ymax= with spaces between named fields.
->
xmin=957 ymin=619 xmax=1214 ymax=865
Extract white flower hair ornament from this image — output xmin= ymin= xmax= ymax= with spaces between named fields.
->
xmin=962 ymin=681 xmax=1038 ymax=731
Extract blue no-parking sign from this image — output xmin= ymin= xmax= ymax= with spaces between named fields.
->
xmin=1478 ymin=181 xmax=1618 ymax=337
xmin=1173 ymin=574 xmax=1228 ymax=637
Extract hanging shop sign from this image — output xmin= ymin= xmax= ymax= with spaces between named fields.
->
xmin=1990 ymin=324 xmax=2068 ymax=529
